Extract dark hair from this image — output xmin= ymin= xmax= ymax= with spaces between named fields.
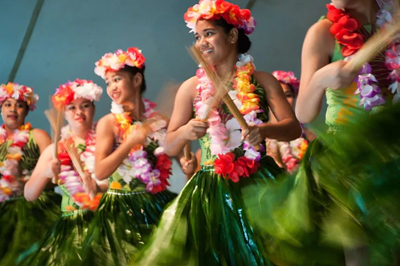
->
xmin=213 ymin=18 xmax=252 ymax=54
xmin=283 ymin=83 xmax=297 ymax=96
xmin=119 ymin=65 xmax=147 ymax=93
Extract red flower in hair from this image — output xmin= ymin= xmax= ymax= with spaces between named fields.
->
xmin=52 ymin=84 xmax=75 ymax=108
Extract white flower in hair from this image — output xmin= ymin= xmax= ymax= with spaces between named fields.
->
xmin=73 ymin=82 xmax=103 ymax=102
xmin=11 ymin=84 xmax=23 ymax=100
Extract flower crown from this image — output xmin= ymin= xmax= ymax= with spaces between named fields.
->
xmin=184 ymin=0 xmax=256 ymax=35
xmin=52 ymin=79 xmax=103 ymax=108
xmin=0 ymin=82 xmax=38 ymax=111
xmin=94 ymin=47 xmax=146 ymax=79
xmin=272 ymin=71 xmax=300 ymax=94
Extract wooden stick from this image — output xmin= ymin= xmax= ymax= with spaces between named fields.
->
xmin=346 ymin=12 xmax=400 ymax=70
xmin=189 ymin=45 xmax=260 ymax=150
xmin=44 ymin=107 xmax=64 ymax=184
xmin=183 ymin=142 xmax=192 ymax=179
xmin=64 ymin=138 xmax=85 ymax=178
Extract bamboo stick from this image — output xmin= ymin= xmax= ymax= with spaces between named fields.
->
xmin=44 ymin=107 xmax=64 ymax=184
xmin=189 ymin=45 xmax=260 ymax=150
xmin=346 ymin=11 xmax=400 ymax=70
xmin=64 ymin=138 xmax=85 ymax=178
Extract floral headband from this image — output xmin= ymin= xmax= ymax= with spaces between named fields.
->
xmin=94 ymin=47 xmax=146 ymax=79
xmin=184 ymin=0 xmax=256 ymax=35
xmin=0 ymin=82 xmax=38 ymax=111
xmin=272 ymin=71 xmax=300 ymax=94
xmin=52 ymin=79 xmax=103 ymax=108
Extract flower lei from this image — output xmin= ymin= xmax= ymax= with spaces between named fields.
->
xmin=195 ymin=54 xmax=263 ymax=182
xmin=0 ymin=123 xmax=32 ymax=202
xmin=272 ymin=70 xmax=300 ymax=95
xmin=94 ymin=47 xmax=145 ymax=79
xmin=111 ymin=99 xmax=172 ymax=194
xmin=0 ymin=83 xmax=38 ymax=111
xmin=52 ymin=79 xmax=103 ymax=109
xmin=58 ymin=124 xmax=102 ymax=211
xmin=326 ymin=3 xmax=400 ymax=110
xmin=267 ymin=138 xmax=308 ymax=174
xmin=184 ymin=0 xmax=256 ymax=34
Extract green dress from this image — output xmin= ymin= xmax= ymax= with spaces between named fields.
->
xmin=80 ymin=119 xmax=176 ymax=266
xmin=243 ymin=20 xmax=400 ymax=266
xmin=0 ymin=130 xmax=61 ymax=266
xmin=134 ymin=77 xmax=283 ymax=266
xmin=17 ymin=142 xmax=96 ymax=266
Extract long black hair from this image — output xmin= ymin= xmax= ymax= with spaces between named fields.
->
xmin=213 ymin=18 xmax=252 ymax=54
xmin=119 ymin=65 xmax=147 ymax=93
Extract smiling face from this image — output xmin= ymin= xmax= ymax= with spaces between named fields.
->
xmin=1 ymin=98 xmax=28 ymax=129
xmin=195 ymin=19 xmax=237 ymax=66
xmin=105 ymin=70 xmax=142 ymax=105
xmin=64 ymin=98 xmax=95 ymax=131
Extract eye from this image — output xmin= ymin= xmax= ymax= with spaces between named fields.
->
xmin=114 ymin=77 xmax=121 ymax=82
xmin=83 ymin=104 xmax=91 ymax=108
xmin=106 ymin=81 xmax=111 ymax=86
xmin=205 ymin=31 xmax=213 ymax=37
xmin=67 ymin=106 xmax=75 ymax=110
xmin=195 ymin=35 xmax=200 ymax=41
xmin=4 ymin=103 xmax=11 ymax=107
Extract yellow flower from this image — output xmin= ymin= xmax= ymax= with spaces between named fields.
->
xmin=118 ymin=54 xmax=127 ymax=62
xmin=65 ymin=205 xmax=76 ymax=211
xmin=6 ymin=153 xmax=22 ymax=161
xmin=110 ymin=181 xmax=122 ymax=190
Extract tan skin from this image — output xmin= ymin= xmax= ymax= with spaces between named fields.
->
xmin=295 ymin=0 xmax=379 ymax=124
xmin=1 ymin=98 xmax=51 ymax=190
xmin=164 ymin=20 xmax=301 ymax=157
xmin=1 ymin=98 xmax=51 ymax=154
xmin=25 ymin=98 xmax=108 ymax=201
xmin=296 ymin=1 xmax=383 ymax=264
xmin=267 ymin=82 xmax=316 ymax=169
xmin=95 ymin=70 xmax=196 ymax=181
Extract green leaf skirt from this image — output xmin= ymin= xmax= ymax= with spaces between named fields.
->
xmin=80 ymin=188 xmax=176 ymax=266
xmin=17 ymin=209 xmax=94 ymax=266
xmin=0 ymin=190 xmax=61 ymax=266
xmin=243 ymin=104 xmax=400 ymax=266
xmin=133 ymin=156 xmax=283 ymax=266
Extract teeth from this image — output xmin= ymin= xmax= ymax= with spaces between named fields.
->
xmin=203 ymin=49 xmax=212 ymax=54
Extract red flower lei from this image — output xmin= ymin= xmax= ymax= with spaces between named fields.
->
xmin=326 ymin=4 xmax=365 ymax=57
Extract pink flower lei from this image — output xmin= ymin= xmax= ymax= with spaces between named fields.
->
xmin=58 ymin=123 xmax=102 ymax=211
xmin=111 ymin=99 xmax=172 ymax=194
xmin=0 ymin=123 xmax=32 ymax=201
xmin=195 ymin=54 xmax=265 ymax=182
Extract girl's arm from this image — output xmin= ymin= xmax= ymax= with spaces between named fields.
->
xmin=32 ymin=128 xmax=52 ymax=153
xmin=164 ymin=77 xmax=208 ymax=156
xmin=295 ymin=19 xmax=358 ymax=123
xmin=24 ymin=144 xmax=59 ymax=201
xmin=243 ymin=71 xmax=302 ymax=143
xmin=94 ymin=114 xmax=148 ymax=180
